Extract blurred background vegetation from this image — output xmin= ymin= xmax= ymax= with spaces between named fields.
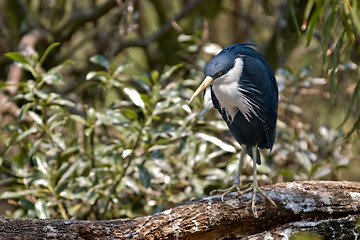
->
xmin=0 ymin=0 xmax=359 ymax=220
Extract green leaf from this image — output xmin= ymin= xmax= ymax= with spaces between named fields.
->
xmin=120 ymin=109 xmax=138 ymax=120
xmin=159 ymin=63 xmax=183 ymax=82
xmin=339 ymin=79 xmax=360 ymax=128
xmin=15 ymin=62 xmax=35 ymax=73
xmin=35 ymin=199 xmax=50 ymax=219
xmin=0 ymin=189 xmax=39 ymax=199
xmin=28 ymin=111 xmax=43 ymax=125
xmin=5 ymin=52 xmax=32 ymax=65
xmin=90 ymin=55 xmax=110 ymax=69
xmin=306 ymin=6 xmax=320 ymax=46
xmin=196 ymin=132 xmax=236 ymax=153
xmin=34 ymin=154 xmax=49 ymax=176
xmin=18 ymin=199 xmax=35 ymax=211
xmin=68 ymin=203 xmax=82 ymax=216
xmin=124 ymin=87 xmax=145 ymax=109
xmin=42 ymin=71 xmax=64 ymax=85
xmin=57 ymin=160 xmax=80 ymax=186
xmin=18 ymin=127 xmax=39 ymax=140
xmin=330 ymin=31 xmax=345 ymax=96
xmin=87 ymin=107 xmax=96 ymax=123
xmin=51 ymin=133 xmax=65 ymax=150
xmin=348 ymin=0 xmax=360 ymax=36
xmin=29 ymin=138 xmax=43 ymax=157
xmin=151 ymin=70 xmax=159 ymax=84
xmin=137 ymin=164 xmax=152 ymax=188
xmin=86 ymin=71 xmax=109 ymax=81
xmin=344 ymin=116 xmax=360 ymax=139
xmin=38 ymin=42 xmax=61 ymax=67
xmin=288 ymin=0 xmax=301 ymax=36
xmin=70 ymin=114 xmax=87 ymax=125
xmin=134 ymin=74 xmax=152 ymax=90
xmin=302 ymin=0 xmax=316 ymax=30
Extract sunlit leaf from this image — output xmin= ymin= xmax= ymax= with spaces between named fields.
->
xmin=52 ymin=98 xmax=75 ymax=107
xmin=90 ymin=55 xmax=110 ymax=69
xmin=70 ymin=114 xmax=87 ymax=125
xmin=151 ymin=70 xmax=159 ymax=84
xmin=5 ymin=52 xmax=32 ymax=65
xmin=34 ymin=154 xmax=49 ymax=176
xmin=68 ymin=203 xmax=82 ymax=216
xmin=28 ymin=111 xmax=43 ymax=125
xmin=57 ymin=160 xmax=80 ymax=186
xmin=17 ymin=126 xmax=38 ymax=140
xmin=86 ymin=71 xmax=109 ymax=81
xmin=29 ymin=138 xmax=42 ymax=157
xmin=51 ymin=133 xmax=66 ymax=150
xmin=42 ymin=71 xmax=64 ymax=85
xmin=159 ymin=63 xmax=183 ymax=82
xmin=0 ymin=189 xmax=39 ymax=199
xmin=120 ymin=109 xmax=138 ymax=120
xmin=35 ymin=199 xmax=50 ymax=219
xmin=196 ymin=133 xmax=236 ymax=153
xmin=124 ymin=87 xmax=145 ymax=109
xmin=38 ymin=42 xmax=61 ymax=67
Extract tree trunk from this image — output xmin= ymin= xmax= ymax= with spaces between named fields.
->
xmin=1 ymin=181 xmax=359 ymax=239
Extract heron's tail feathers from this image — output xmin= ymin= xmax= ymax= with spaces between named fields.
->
xmin=246 ymin=146 xmax=261 ymax=165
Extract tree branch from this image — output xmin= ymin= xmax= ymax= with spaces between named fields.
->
xmin=108 ymin=0 xmax=206 ymax=57
xmin=0 ymin=29 xmax=47 ymax=125
xmin=53 ymin=0 xmax=119 ymax=42
xmin=1 ymin=181 xmax=359 ymax=239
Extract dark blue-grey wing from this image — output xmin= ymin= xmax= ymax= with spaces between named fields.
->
xmin=210 ymin=87 xmax=261 ymax=164
xmin=240 ymin=53 xmax=278 ymax=150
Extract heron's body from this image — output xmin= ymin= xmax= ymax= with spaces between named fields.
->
xmin=208 ymin=44 xmax=278 ymax=164
xmin=188 ymin=43 xmax=278 ymax=216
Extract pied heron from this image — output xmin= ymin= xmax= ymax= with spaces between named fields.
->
xmin=188 ymin=43 xmax=278 ymax=216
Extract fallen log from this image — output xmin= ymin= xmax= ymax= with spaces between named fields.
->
xmin=0 ymin=181 xmax=359 ymax=239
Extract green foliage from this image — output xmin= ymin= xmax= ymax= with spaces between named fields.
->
xmin=299 ymin=0 xmax=360 ymax=137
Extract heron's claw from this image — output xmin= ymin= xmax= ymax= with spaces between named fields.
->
xmin=209 ymin=183 xmax=250 ymax=201
xmin=241 ymin=183 xmax=277 ymax=217
xmin=210 ymin=183 xmax=277 ymax=217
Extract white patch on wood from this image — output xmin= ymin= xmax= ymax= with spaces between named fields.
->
xmin=281 ymin=194 xmax=316 ymax=214
xmin=163 ymin=209 xmax=172 ymax=215
xmin=349 ymin=192 xmax=360 ymax=199
xmin=192 ymin=220 xmax=199 ymax=231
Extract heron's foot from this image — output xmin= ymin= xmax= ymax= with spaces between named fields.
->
xmin=237 ymin=183 xmax=277 ymax=217
xmin=210 ymin=183 xmax=251 ymax=201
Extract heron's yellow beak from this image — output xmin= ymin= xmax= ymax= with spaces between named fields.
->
xmin=188 ymin=76 xmax=213 ymax=105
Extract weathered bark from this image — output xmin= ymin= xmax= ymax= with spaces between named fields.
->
xmin=0 ymin=181 xmax=359 ymax=239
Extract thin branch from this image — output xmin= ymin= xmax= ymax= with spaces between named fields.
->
xmin=108 ymin=0 xmax=206 ymax=57
xmin=0 ymin=29 xmax=47 ymax=125
xmin=53 ymin=0 xmax=119 ymax=42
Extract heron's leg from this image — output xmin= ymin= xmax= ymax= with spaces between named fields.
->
xmin=233 ymin=144 xmax=247 ymax=185
xmin=210 ymin=145 xmax=249 ymax=200
xmin=240 ymin=146 xmax=277 ymax=216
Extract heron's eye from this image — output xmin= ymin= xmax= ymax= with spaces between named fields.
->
xmin=217 ymin=71 xmax=223 ymax=77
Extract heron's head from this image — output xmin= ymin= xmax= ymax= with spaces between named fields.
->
xmin=188 ymin=50 xmax=240 ymax=105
